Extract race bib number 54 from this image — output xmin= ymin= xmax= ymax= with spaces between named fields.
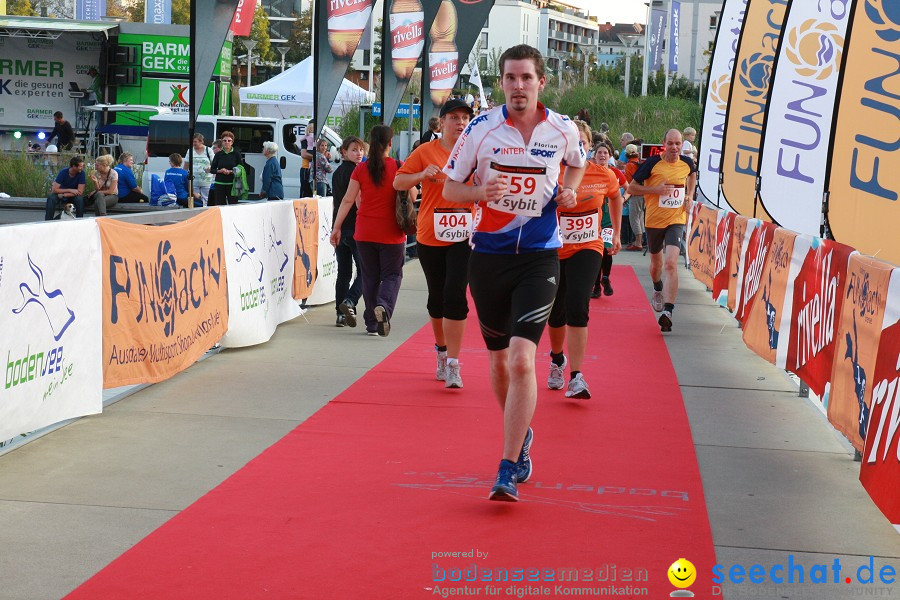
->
xmin=488 ymin=162 xmax=547 ymax=217
xmin=659 ymin=184 xmax=686 ymax=209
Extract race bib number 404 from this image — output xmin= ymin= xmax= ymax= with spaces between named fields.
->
xmin=659 ymin=184 xmax=686 ymax=209
xmin=434 ymin=208 xmax=471 ymax=242
xmin=488 ymin=162 xmax=547 ymax=217
xmin=559 ymin=209 xmax=599 ymax=244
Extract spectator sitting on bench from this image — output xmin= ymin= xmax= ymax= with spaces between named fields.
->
xmin=115 ymin=152 xmax=149 ymax=203
xmin=165 ymin=153 xmax=196 ymax=207
xmin=45 ymin=156 xmax=86 ymax=221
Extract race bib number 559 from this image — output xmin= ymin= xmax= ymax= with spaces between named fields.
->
xmin=488 ymin=162 xmax=547 ymax=217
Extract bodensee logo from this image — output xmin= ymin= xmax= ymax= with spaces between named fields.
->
xmin=709 ymin=74 xmax=731 ymax=111
xmin=738 ymin=52 xmax=774 ymax=97
xmin=784 ymin=19 xmax=844 ymax=79
xmin=866 ymin=0 xmax=900 ymax=42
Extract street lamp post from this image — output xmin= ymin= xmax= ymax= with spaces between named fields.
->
xmin=242 ymin=40 xmax=257 ymax=117
xmin=642 ymin=1 xmax=651 ymax=96
xmin=618 ymin=33 xmax=641 ymax=97
xmin=278 ymin=46 xmax=289 ymax=73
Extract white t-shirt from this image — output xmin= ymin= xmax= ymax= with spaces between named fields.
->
xmin=186 ymin=146 xmax=214 ymax=186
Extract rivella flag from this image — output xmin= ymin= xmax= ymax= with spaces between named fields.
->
xmin=712 ymin=209 xmax=737 ymax=306
xmin=860 ymin=267 xmax=900 ymax=531
xmin=698 ymin=0 xmax=749 ymax=206
xmin=194 ymin=0 xmax=241 ymax=108
xmin=757 ymin=1 xmax=851 ymax=236
xmin=735 ymin=219 xmax=777 ymax=325
xmin=828 ymin=253 xmax=894 ymax=452
xmin=727 ymin=215 xmax=750 ymax=313
xmin=421 ymin=0 xmax=494 ymax=123
xmin=293 ymin=199 xmax=320 ymax=301
xmin=317 ymin=0 xmax=374 ymax=135
xmin=719 ymin=0 xmax=789 ymax=220
xmin=827 ymin=0 xmax=900 ymax=265
xmin=100 ymin=210 xmax=229 ymax=388
xmin=0 ymin=221 xmax=102 ymax=444
xmin=380 ymin=0 xmax=438 ymax=127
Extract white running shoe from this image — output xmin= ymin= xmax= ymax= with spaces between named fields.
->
xmin=445 ymin=361 xmax=463 ymax=388
xmin=548 ymin=355 xmax=567 ymax=390
xmin=565 ymin=373 xmax=591 ymax=399
xmin=651 ymin=290 xmax=664 ymax=312
xmin=436 ymin=351 xmax=448 ymax=381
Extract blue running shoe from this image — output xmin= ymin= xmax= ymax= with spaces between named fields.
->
xmin=489 ymin=459 xmax=519 ymax=502
xmin=515 ymin=427 xmax=534 ymax=483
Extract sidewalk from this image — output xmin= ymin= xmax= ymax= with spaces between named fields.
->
xmin=0 ymin=253 xmax=897 ymax=600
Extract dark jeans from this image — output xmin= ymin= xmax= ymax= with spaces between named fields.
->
xmin=120 ymin=190 xmax=150 ymax=203
xmin=45 ymin=193 xmax=84 ymax=220
xmin=315 ymin=181 xmax=327 ymax=197
xmin=335 ymin=229 xmax=362 ymax=314
xmin=209 ymin=186 xmax=237 ymax=205
xmin=300 ymin=168 xmax=313 ymax=198
xmin=356 ymin=241 xmax=405 ymax=333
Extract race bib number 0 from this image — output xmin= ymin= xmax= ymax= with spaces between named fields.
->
xmin=559 ymin=209 xmax=599 ymax=244
xmin=659 ymin=184 xmax=685 ymax=209
xmin=434 ymin=208 xmax=471 ymax=242
xmin=601 ymin=227 xmax=614 ymax=245
xmin=488 ymin=162 xmax=547 ymax=217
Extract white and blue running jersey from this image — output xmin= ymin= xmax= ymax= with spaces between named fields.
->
xmin=443 ymin=103 xmax=586 ymax=254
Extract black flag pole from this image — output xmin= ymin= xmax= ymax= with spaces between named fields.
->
xmin=188 ymin=0 xmax=197 ymax=208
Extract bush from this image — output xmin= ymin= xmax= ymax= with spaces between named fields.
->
xmin=0 ymin=151 xmax=100 ymax=198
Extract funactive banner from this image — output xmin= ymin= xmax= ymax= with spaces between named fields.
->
xmin=712 ymin=209 xmax=737 ymax=306
xmin=687 ymin=204 xmax=716 ymax=290
xmin=100 ymin=210 xmax=229 ymax=388
xmin=727 ymin=214 xmax=750 ymax=313
xmin=0 ymin=222 xmax=102 ymax=443
xmin=720 ymin=0 xmax=789 ymax=219
xmin=827 ymin=0 xmax=900 ymax=266
xmin=827 ymin=254 xmax=894 ymax=451
xmin=742 ymin=228 xmax=799 ymax=366
xmin=860 ymin=267 xmax=900 ymax=531
xmin=698 ymin=0 xmax=749 ymax=205
xmin=735 ymin=219 xmax=777 ymax=325
xmin=293 ymin=199 xmax=320 ymax=301
xmin=785 ymin=237 xmax=855 ymax=398
xmin=219 ymin=202 xmax=301 ymax=348
xmin=756 ymin=0 xmax=851 ymax=235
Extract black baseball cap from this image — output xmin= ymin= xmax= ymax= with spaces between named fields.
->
xmin=440 ymin=98 xmax=475 ymax=118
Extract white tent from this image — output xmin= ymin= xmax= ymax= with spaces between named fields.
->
xmin=239 ymin=57 xmax=373 ymax=124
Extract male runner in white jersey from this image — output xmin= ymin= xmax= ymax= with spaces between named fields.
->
xmin=443 ymin=44 xmax=586 ymax=502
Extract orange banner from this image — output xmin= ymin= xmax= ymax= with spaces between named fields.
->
xmin=712 ymin=210 xmax=736 ymax=305
xmin=828 ymin=254 xmax=894 ymax=451
xmin=827 ymin=0 xmax=900 ymax=265
xmin=735 ymin=220 xmax=777 ymax=325
xmin=688 ymin=204 xmax=716 ymax=290
xmin=727 ymin=215 xmax=750 ymax=313
xmin=100 ymin=210 xmax=229 ymax=388
xmin=719 ymin=0 xmax=788 ymax=219
xmin=293 ymin=199 xmax=320 ymax=300
xmin=742 ymin=228 xmax=797 ymax=365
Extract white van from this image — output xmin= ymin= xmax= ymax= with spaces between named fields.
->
xmin=143 ymin=115 xmax=343 ymax=198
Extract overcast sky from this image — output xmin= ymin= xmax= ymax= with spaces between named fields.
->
xmin=565 ymin=0 xmax=650 ymax=24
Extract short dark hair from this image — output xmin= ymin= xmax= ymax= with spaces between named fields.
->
xmin=69 ymin=156 xmax=84 ymax=168
xmin=54 ymin=111 xmax=64 ymax=119
xmin=499 ymin=44 xmax=545 ymax=80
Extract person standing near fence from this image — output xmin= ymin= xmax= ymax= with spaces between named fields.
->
xmin=394 ymin=98 xmax=474 ymax=389
xmin=208 ymin=132 xmax=243 ymax=206
xmin=186 ymin=134 xmax=214 ymax=206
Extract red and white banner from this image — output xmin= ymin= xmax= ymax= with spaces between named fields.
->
xmin=727 ymin=215 xmax=750 ymax=313
xmin=687 ymin=204 xmax=716 ymax=290
xmin=735 ymin=219 xmax=777 ymax=325
xmin=828 ymin=254 xmax=894 ymax=451
xmin=230 ymin=0 xmax=255 ymax=37
xmin=784 ymin=237 xmax=856 ymax=398
xmin=742 ymin=228 xmax=798 ymax=366
xmin=860 ymin=268 xmax=900 ymax=531
xmin=713 ymin=210 xmax=736 ymax=306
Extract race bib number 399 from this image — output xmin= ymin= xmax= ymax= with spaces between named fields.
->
xmin=659 ymin=184 xmax=686 ymax=209
xmin=559 ymin=208 xmax=599 ymax=244
xmin=488 ymin=162 xmax=547 ymax=217
xmin=434 ymin=208 xmax=471 ymax=242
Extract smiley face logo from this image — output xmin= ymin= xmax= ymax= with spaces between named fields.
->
xmin=668 ymin=558 xmax=697 ymax=590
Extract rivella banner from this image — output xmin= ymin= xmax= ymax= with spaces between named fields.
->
xmin=757 ymin=1 xmax=851 ymax=235
xmin=293 ymin=199 xmax=320 ymax=301
xmin=316 ymin=0 xmax=374 ymax=136
xmin=827 ymin=0 xmax=900 ymax=265
xmin=727 ymin=214 xmax=750 ymax=313
xmin=687 ymin=204 xmax=716 ymax=290
xmin=100 ymin=211 xmax=229 ymax=388
xmin=219 ymin=203 xmax=301 ymax=348
xmin=742 ymin=228 xmax=799 ymax=366
xmin=735 ymin=219 xmax=777 ymax=325
xmin=698 ymin=0 xmax=749 ymax=205
xmin=719 ymin=0 xmax=789 ymax=219
xmin=421 ymin=0 xmax=495 ymax=123
xmin=713 ymin=209 xmax=737 ymax=306
xmin=860 ymin=268 xmax=900 ymax=530
xmin=0 ymin=222 xmax=102 ymax=443
xmin=785 ymin=237 xmax=855 ymax=398
xmin=827 ymin=254 xmax=894 ymax=451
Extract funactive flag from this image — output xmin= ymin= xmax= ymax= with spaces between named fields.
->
xmin=826 ymin=0 xmax=900 ymax=265
xmin=719 ymin=0 xmax=790 ymax=219
xmin=698 ymin=0 xmax=749 ymax=206
xmin=757 ymin=0 xmax=852 ymax=236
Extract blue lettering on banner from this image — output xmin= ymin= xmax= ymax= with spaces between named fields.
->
xmin=530 ymin=149 xmax=556 ymax=158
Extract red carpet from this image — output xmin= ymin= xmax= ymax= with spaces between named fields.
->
xmin=67 ymin=266 xmax=716 ymax=599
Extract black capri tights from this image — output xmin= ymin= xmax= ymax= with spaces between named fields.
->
xmin=548 ymin=249 xmax=603 ymax=328
xmin=416 ymin=241 xmax=472 ymax=321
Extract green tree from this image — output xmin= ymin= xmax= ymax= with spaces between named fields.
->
xmin=122 ymin=0 xmax=144 ymax=22
xmin=286 ymin=8 xmax=312 ymax=64
xmin=234 ymin=5 xmax=273 ymax=62
xmin=171 ymin=0 xmax=190 ymax=25
xmin=7 ymin=0 xmax=37 ymax=15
